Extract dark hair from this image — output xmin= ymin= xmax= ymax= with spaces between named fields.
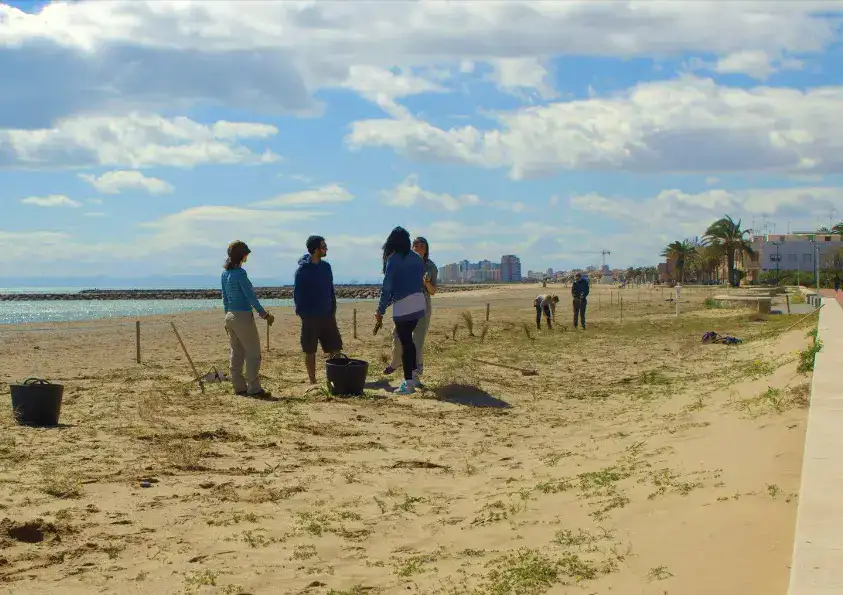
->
xmin=224 ymin=240 xmax=251 ymax=270
xmin=413 ymin=236 xmax=429 ymax=261
xmin=382 ymin=226 xmax=411 ymax=273
xmin=306 ymin=235 xmax=325 ymax=255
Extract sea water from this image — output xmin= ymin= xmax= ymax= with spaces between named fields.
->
xmin=0 ymin=297 xmax=369 ymax=325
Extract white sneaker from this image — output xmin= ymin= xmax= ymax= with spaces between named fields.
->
xmin=395 ymin=379 xmax=416 ymax=395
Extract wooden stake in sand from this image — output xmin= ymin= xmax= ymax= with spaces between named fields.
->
xmin=620 ymin=295 xmax=624 ymax=323
xmin=486 ymin=302 xmax=490 ymax=321
xmin=353 ymin=309 xmax=358 ymax=339
xmin=471 ymin=357 xmax=538 ymax=376
xmin=170 ymin=321 xmax=205 ymax=394
xmin=135 ymin=320 xmax=141 ymax=364
xmin=266 ymin=321 xmax=270 ymax=352
xmin=786 ymin=295 xmax=791 ymax=314
xmin=779 ymin=303 xmax=824 ymax=334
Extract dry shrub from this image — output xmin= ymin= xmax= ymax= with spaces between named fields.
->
xmin=460 ymin=311 xmax=476 ymax=336
xmin=522 ymin=323 xmax=534 ymax=341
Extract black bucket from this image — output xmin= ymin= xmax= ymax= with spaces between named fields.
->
xmin=10 ymin=378 xmax=64 ymax=426
xmin=325 ymin=354 xmax=368 ymax=397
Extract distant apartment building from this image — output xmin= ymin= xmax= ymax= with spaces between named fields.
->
xmin=501 ymin=255 xmax=522 ymax=282
xmin=746 ymin=232 xmax=843 ymax=282
xmin=439 ymin=263 xmax=460 ymax=283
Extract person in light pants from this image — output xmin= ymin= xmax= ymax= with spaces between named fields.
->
xmin=383 ymin=236 xmax=437 ymax=381
xmin=221 ymin=241 xmax=274 ymax=398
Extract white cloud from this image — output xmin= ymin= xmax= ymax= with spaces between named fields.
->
xmin=251 ymin=184 xmax=354 ymax=208
xmin=20 ymin=194 xmax=81 ymax=208
xmin=79 ymin=170 xmax=174 ymax=194
xmin=714 ymin=51 xmax=778 ymax=80
xmin=347 ymin=76 xmax=843 ymax=177
xmin=381 ymin=175 xmax=482 ymax=211
xmin=138 ymin=205 xmax=324 ymax=249
xmin=340 ymin=66 xmax=444 ymax=118
xmin=0 ymin=113 xmax=280 ymax=169
xmin=570 ymin=185 xmax=843 ymax=238
xmin=488 ymin=58 xmax=555 ymax=99
xmin=0 ymin=1 xmax=838 ymax=127
xmin=712 ymin=50 xmax=806 ymax=80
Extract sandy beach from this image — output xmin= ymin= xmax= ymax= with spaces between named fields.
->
xmin=0 ymin=284 xmax=812 ymax=595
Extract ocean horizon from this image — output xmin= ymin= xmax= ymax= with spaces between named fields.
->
xmin=0 ymin=296 xmax=372 ymax=326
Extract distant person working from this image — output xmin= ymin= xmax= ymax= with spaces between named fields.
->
xmin=572 ymin=272 xmax=589 ymax=330
xmin=294 ymin=235 xmax=343 ymax=385
xmin=534 ymin=294 xmax=557 ymax=329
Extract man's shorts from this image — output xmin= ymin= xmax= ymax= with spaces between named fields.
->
xmin=300 ymin=315 xmax=343 ymax=354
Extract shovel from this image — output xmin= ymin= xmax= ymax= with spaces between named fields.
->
xmin=471 ymin=357 xmax=538 ymax=376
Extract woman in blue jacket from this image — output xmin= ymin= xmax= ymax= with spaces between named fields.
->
xmin=375 ymin=227 xmax=426 ymax=395
xmin=221 ymin=241 xmax=273 ymax=398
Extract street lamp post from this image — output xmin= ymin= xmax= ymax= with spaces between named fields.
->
xmin=772 ymin=241 xmax=781 ymax=285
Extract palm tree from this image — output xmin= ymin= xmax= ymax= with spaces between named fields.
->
xmin=694 ymin=244 xmax=722 ymax=283
xmin=661 ymin=240 xmax=696 ymax=283
xmin=832 ymin=221 xmax=843 ymax=235
xmin=703 ymin=215 xmax=756 ymax=287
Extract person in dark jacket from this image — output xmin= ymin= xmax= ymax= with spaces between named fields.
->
xmin=294 ymin=235 xmax=342 ymax=384
xmin=571 ymin=272 xmax=589 ymax=330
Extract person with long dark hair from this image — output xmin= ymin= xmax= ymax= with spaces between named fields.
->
xmin=221 ymin=241 xmax=273 ymax=398
xmin=375 ymin=227 xmax=426 ymax=395
xmin=384 ymin=236 xmax=437 ymax=380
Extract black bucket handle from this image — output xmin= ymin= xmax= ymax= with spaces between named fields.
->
xmin=21 ymin=378 xmax=50 ymax=385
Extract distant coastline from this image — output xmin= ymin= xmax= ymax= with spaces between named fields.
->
xmin=0 ymin=284 xmax=492 ymax=302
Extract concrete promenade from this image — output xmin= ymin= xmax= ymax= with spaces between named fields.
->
xmin=787 ymin=295 xmax=843 ymax=594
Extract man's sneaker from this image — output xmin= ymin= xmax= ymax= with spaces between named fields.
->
xmin=383 ymin=365 xmax=396 ymax=375
xmin=395 ymin=380 xmax=416 ymax=395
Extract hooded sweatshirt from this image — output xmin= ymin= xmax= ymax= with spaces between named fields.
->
xmin=294 ymin=254 xmax=336 ymax=317
xmin=572 ymin=277 xmax=590 ymax=300
xmin=377 ymin=251 xmax=426 ymax=322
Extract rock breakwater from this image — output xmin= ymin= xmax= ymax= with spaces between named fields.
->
xmin=0 ymin=284 xmax=492 ymax=301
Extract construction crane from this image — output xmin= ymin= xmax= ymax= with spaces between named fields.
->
xmin=572 ymin=249 xmax=611 ymax=269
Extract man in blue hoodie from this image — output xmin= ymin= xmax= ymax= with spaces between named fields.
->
xmin=294 ymin=235 xmax=343 ymax=384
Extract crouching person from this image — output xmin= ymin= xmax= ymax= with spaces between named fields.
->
xmin=534 ymin=294 xmax=555 ymax=329
xmin=294 ymin=235 xmax=343 ymax=384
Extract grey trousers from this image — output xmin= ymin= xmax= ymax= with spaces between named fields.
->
xmin=390 ymin=308 xmax=431 ymax=370
xmin=224 ymin=311 xmax=262 ymax=393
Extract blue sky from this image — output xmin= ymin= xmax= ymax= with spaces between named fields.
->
xmin=1 ymin=1 xmax=843 ymax=284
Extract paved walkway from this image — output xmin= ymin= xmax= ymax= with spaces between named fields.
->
xmin=788 ymin=297 xmax=843 ymax=594
xmin=819 ymin=288 xmax=843 ymax=306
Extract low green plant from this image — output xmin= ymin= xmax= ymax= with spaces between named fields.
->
xmin=798 ymin=328 xmax=822 ymax=373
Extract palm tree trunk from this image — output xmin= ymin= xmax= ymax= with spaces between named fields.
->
xmin=728 ymin=248 xmax=736 ymax=287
